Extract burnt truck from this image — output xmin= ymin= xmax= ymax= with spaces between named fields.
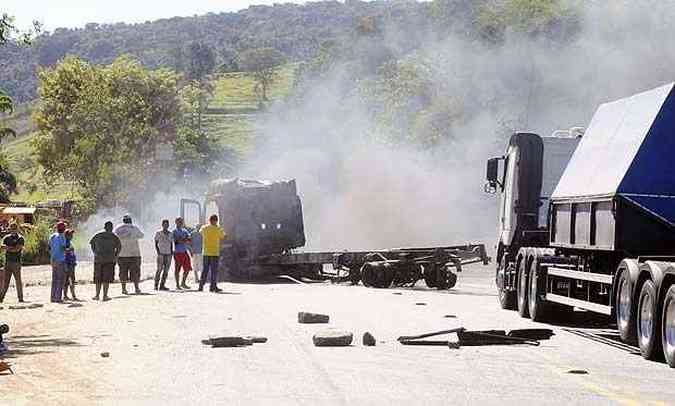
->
xmin=486 ymin=82 xmax=675 ymax=366
xmin=181 ymin=178 xmax=490 ymax=289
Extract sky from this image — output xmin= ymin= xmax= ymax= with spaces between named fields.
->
xmin=3 ymin=0 xmax=307 ymax=31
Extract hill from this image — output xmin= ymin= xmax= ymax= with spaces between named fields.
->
xmin=0 ymin=0 xmax=459 ymax=103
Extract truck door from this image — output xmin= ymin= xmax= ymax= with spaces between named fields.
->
xmin=180 ymin=199 xmax=205 ymax=228
xmin=500 ymin=146 xmax=519 ymax=247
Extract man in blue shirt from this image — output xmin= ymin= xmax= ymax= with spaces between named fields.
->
xmin=48 ymin=222 xmax=67 ymax=303
xmin=172 ymin=217 xmax=192 ymax=290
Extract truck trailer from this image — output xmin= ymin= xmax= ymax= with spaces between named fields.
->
xmin=486 ymin=83 xmax=675 ymax=366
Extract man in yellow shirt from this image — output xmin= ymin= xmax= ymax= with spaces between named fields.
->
xmin=198 ymin=214 xmax=226 ymax=292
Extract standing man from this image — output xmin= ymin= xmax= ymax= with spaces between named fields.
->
xmin=199 ymin=214 xmax=225 ymax=293
xmin=114 ymin=214 xmax=144 ymax=295
xmin=0 ymin=222 xmax=25 ymax=303
xmin=90 ymin=221 xmax=121 ymax=301
xmin=48 ymin=222 xmax=68 ymax=303
xmin=190 ymin=224 xmax=203 ymax=285
xmin=172 ymin=217 xmax=192 ymax=290
xmin=154 ymin=219 xmax=173 ymax=291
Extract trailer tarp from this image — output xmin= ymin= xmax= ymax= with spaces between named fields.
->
xmin=551 ymin=83 xmax=675 ymax=225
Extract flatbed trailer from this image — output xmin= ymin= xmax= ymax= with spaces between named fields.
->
xmin=257 ymin=243 xmax=490 ymax=289
xmin=486 ymin=83 xmax=675 ymax=366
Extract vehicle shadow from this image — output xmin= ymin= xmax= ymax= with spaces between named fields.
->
xmin=3 ymin=334 xmax=83 ymax=359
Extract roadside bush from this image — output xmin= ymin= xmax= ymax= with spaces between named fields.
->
xmin=21 ymin=217 xmax=54 ymax=265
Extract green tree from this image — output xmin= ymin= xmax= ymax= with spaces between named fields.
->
xmin=32 ymin=56 xmax=183 ymax=211
xmin=0 ymin=153 xmax=17 ymax=203
xmin=237 ymin=48 xmax=286 ymax=103
xmin=187 ymin=41 xmax=216 ymax=82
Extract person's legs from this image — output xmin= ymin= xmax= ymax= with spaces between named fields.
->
xmin=119 ymin=258 xmax=129 ymax=295
xmin=131 ymin=257 xmax=141 ymax=294
xmin=63 ymin=270 xmax=71 ymax=300
xmin=208 ymin=257 xmax=220 ymax=292
xmin=68 ymin=267 xmax=76 ymax=300
xmin=193 ymin=253 xmax=202 ymax=284
xmin=154 ymin=256 xmax=162 ymax=290
xmin=180 ymin=254 xmax=192 ymax=289
xmin=174 ymin=254 xmax=182 ymax=290
xmin=160 ymin=255 xmax=170 ymax=290
xmin=14 ymin=265 xmax=23 ymax=302
xmin=93 ymin=263 xmax=102 ymax=300
xmin=51 ymin=262 xmax=63 ymax=302
xmin=102 ymin=283 xmax=110 ymax=300
xmin=102 ymin=263 xmax=113 ymax=301
xmin=199 ymin=256 xmax=209 ymax=291
xmin=0 ymin=268 xmax=10 ymax=302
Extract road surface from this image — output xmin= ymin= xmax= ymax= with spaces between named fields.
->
xmin=0 ymin=262 xmax=673 ymax=405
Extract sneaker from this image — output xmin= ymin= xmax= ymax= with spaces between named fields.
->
xmin=92 ymin=296 xmax=100 ymax=301
xmin=159 ymin=286 xmax=169 ymax=291
xmin=134 ymin=289 xmax=141 ymax=295
xmin=211 ymin=287 xmax=222 ymax=293
xmin=197 ymin=285 xmax=204 ymax=292
xmin=102 ymin=296 xmax=111 ymax=302
xmin=181 ymin=284 xmax=190 ymax=290
xmin=122 ymin=289 xmax=129 ymax=295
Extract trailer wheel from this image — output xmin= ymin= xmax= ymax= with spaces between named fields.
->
xmin=517 ymin=257 xmax=530 ymax=318
xmin=361 ymin=264 xmax=373 ymax=287
xmin=637 ymin=280 xmax=663 ymax=360
xmin=497 ymin=257 xmax=516 ymax=310
xmin=615 ymin=270 xmax=637 ymax=345
xmin=528 ymin=259 xmax=549 ymax=322
xmin=661 ymin=285 xmax=675 ymax=367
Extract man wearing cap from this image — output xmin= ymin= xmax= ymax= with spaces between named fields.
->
xmin=0 ymin=222 xmax=25 ymax=303
xmin=90 ymin=221 xmax=121 ymax=301
xmin=48 ymin=222 xmax=68 ymax=303
xmin=114 ymin=215 xmax=144 ymax=295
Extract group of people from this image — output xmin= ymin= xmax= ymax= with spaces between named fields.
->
xmin=0 ymin=213 xmax=227 ymax=304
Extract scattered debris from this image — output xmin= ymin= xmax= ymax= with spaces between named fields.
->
xmin=298 ymin=312 xmax=329 ymax=324
xmin=567 ymin=370 xmax=589 ymax=375
xmin=0 ymin=361 xmax=13 ymax=375
xmin=313 ymin=330 xmax=353 ymax=347
xmin=68 ymin=303 xmax=83 ymax=308
xmin=8 ymin=303 xmax=43 ymax=310
xmin=100 ymin=352 xmax=110 ymax=358
xmin=443 ymin=315 xmax=457 ymax=318
xmin=202 ymin=336 xmax=268 ymax=348
xmin=362 ymin=332 xmax=376 ymax=346
xmin=415 ymin=303 xmax=427 ymax=306
xmin=398 ymin=328 xmax=553 ymax=348
xmin=392 ymin=292 xmax=403 ymax=295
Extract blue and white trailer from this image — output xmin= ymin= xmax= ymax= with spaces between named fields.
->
xmin=486 ymin=83 xmax=675 ymax=366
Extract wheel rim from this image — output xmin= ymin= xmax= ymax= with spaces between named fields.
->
xmin=664 ymin=298 xmax=675 ymax=359
xmin=617 ymin=278 xmax=631 ymax=331
xmin=639 ymin=290 xmax=654 ymax=347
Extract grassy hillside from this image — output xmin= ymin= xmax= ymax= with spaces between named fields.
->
xmin=0 ymin=66 xmax=296 ymax=203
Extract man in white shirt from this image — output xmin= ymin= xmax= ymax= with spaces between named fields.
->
xmin=114 ymin=214 xmax=144 ymax=295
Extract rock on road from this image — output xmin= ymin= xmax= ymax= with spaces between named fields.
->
xmin=0 ymin=263 xmax=673 ymax=405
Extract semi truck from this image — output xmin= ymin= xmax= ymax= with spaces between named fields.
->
xmin=485 ymin=83 xmax=675 ymax=366
xmin=181 ymin=178 xmax=490 ymax=288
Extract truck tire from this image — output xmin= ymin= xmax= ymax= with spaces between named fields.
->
xmin=661 ymin=285 xmax=675 ymax=367
xmin=528 ymin=257 xmax=549 ymax=322
xmin=517 ymin=256 xmax=530 ymax=318
xmin=637 ymin=279 xmax=663 ymax=360
xmin=615 ymin=270 xmax=637 ymax=345
xmin=497 ymin=257 xmax=516 ymax=310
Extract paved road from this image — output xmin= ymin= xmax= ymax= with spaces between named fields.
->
xmin=0 ymin=263 xmax=673 ymax=405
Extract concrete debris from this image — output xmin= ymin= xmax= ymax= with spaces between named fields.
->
xmin=298 ymin=312 xmax=329 ymax=324
xmin=362 ymin=332 xmax=376 ymax=346
xmin=567 ymin=370 xmax=589 ymax=375
xmin=415 ymin=303 xmax=427 ymax=306
xmin=443 ymin=315 xmax=457 ymax=318
xmin=8 ymin=303 xmax=43 ymax=310
xmin=313 ymin=330 xmax=353 ymax=347
xmin=100 ymin=352 xmax=110 ymax=358
xmin=0 ymin=360 xmax=13 ymax=375
xmin=202 ymin=336 xmax=268 ymax=348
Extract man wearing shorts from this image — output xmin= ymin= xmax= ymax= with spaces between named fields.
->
xmin=0 ymin=222 xmax=25 ymax=303
xmin=90 ymin=221 xmax=121 ymax=301
xmin=154 ymin=219 xmax=173 ymax=291
xmin=114 ymin=214 xmax=144 ymax=295
xmin=173 ymin=217 xmax=192 ymax=290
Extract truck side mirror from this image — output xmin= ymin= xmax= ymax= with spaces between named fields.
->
xmin=485 ymin=157 xmax=501 ymax=193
